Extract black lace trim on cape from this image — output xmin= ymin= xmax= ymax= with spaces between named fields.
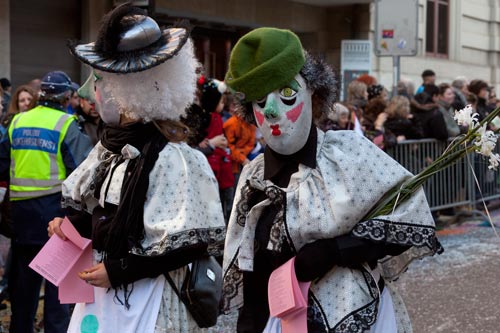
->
xmin=352 ymin=218 xmax=444 ymax=254
xmin=221 ymin=252 xmax=244 ymax=313
xmin=305 ymin=267 xmax=381 ymax=333
xmin=130 ymin=227 xmax=226 ymax=257
xmin=307 ymin=292 xmax=328 ymax=332
xmin=330 ymin=269 xmax=380 ymax=333
xmin=61 ymin=196 xmax=86 ymax=212
xmin=318 ymin=268 xmax=380 ymax=333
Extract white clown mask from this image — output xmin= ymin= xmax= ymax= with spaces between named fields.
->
xmin=79 ymin=70 xmax=121 ymax=125
xmin=93 ymin=70 xmax=122 ymax=125
xmin=252 ymin=74 xmax=312 ymax=155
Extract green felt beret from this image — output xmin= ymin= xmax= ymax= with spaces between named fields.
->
xmin=225 ymin=27 xmax=305 ymax=102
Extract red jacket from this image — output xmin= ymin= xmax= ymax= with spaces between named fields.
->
xmin=205 ymin=112 xmax=234 ymax=189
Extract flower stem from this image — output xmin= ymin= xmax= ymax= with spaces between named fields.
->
xmin=361 ymin=106 xmax=500 ymax=221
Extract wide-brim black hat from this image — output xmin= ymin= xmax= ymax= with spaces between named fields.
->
xmin=69 ymin=3 xmax=189 ymax=74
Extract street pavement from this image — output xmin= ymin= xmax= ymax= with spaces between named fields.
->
xmin=394 ymin=217 xmax=500 ymax=333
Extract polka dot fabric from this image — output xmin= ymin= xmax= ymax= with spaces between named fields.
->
xmin=223 ymin=129 xmax=439 ymax=332
xmin=137 ymin=142 xmax=226 ymax=256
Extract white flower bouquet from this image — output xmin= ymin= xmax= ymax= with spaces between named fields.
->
xmin=364 ymin=105 xmax=500 ymax=219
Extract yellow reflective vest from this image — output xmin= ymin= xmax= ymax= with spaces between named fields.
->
xmin=8 ymin=105 xmax=75 ymax=200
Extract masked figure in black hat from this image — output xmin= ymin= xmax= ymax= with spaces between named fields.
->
xmin=47 ymin=4 xmax=225 ymax=332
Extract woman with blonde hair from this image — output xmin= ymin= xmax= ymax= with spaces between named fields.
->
xmin=346 ymin=80 xmax=368 ymax=112
xmin=345 ymin=80 xmax=368 ymax=134
xmin=384 ymin=95 xmax=423 ymax=142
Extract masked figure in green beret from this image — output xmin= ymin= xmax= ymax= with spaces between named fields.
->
xmin=222 ymin=27 xmax=442 ymax=333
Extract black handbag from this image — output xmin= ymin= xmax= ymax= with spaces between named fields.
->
xmin=165 ymin=255 xmax=222 ymax=328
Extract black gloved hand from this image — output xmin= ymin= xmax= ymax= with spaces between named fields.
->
xmin=294 ymin=233 xmax=412 ymax=282
xmin=294 ymin=238 xmax=338 ymax=282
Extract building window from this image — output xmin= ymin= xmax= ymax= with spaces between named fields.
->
xmin=426 ymin=0 xmax=449 ymax=57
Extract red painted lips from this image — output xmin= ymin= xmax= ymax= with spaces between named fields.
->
xmin=270 ymin=124 xmax=281 ymax=136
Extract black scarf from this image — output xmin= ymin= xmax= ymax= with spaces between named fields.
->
xmin=98 ymin=122 xmax=168 ymax=259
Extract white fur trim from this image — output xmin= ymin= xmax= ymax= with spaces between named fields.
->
xmin=97 ymin=39 xmax=199 ymax=121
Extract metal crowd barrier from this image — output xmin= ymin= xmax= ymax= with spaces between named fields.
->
xmin=385 ymin=138 xmax=500 ymax=212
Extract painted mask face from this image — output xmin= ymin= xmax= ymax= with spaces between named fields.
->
xmin=79 ymin=71 xmax=120 ymax=125
xmin=252 ymin=74 xmax=312 ymax=155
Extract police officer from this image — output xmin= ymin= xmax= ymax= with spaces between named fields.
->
xmin=0 ymin=71 xmax=92 ymax=333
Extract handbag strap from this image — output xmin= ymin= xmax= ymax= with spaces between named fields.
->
xmin=165 ymin=271 xmax=191 ymax=310
xmin=164 ymin=272 xmax=182 ymax=300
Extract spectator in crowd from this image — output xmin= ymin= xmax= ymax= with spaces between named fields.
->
xmin=181 ymin=102 xmax=231 ymax=171
xmin=7 ymin=85 xmax=36 ymax=115
xmin=0 ymin=84 xmax=37 ymax=311
xmin=247 ymin=128 xmax=266 ymax=160
xmin=436 ymin=83 xmax=461 ymax=137
xmin=0 ymin=78 xmax=11 ymax=113
xmin=222 ymin=27 xmax=441 ymax=333
xmin=334 ymin=102 xmax=354 ymax=130
xmin=467 ymin=91 xmax=478 ymax=110
xmin=468 ymin=79 xmax=492 ymax=121
xmin=411 ymin=80 xmax=437 ymax=116
xmin=50 ymin=4 xmax=225 ymax=332
xmin=415 ymin=69 xmax=436 ymax=95
xmin=0 ymin=92 xmax=8 ymax=310
xmin=27 ymin=78 xmax=42 ymax=95
xmin=182 ymin=83 xmax=233 ymax=229
xmin=0 ymin=70 xmax=92 ymax=333
xmin=316 ymin=102 xmax=355 ymax=131
xmin=0 ymin=91 xmax=3 ymax=119
xmin=346 ymin=80 xmax=368 ymax=117
xmin=367 ymin=83 xmax=388 ymax=101
xmin=181 ymin=103 xmax=211 ymax=145
xmin=362 ymin=96 xmax=394 ymax=149
xmin=72 ymin=75 xmax=103 ymax=145
xmin=67 ymin=82 xmax=80 ymax=115
xmin=199 ymin=77 xmax=234 ymax=221
xmin=397 ymin=78 xmax=416 ymax=99
xmin=345 ymin=80 xmax=367 ymax=134
xmin=0 ymin=85 xmax=37 ymax=137
xmin=356 ymin=73 xmax=377 ymax=87
xmin=451 ymin=76 xmax=469 ymax=111
xmin=384 ymin=95 xmax=423 ymax=142
xmin=220 ymin=94 xmax=232 ymax=123
xmin=412 ymin=84 xmax=448 ymax=141
xmin=356 ymin=74 xmax=389 ymax=102
xmin=314 ymin=102 xmax=336 ymax=132
xmin=223 ymin=93 xmax=256 ymax=182
xmin=487 ymin=86 xmax=498 ymax=110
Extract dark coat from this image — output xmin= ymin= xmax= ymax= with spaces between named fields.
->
xmin=384 ymin=117 xmax=423 ymax=140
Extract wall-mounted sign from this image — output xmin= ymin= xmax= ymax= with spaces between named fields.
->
xmin=374 ymin=0 xmax=418 ymax=57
